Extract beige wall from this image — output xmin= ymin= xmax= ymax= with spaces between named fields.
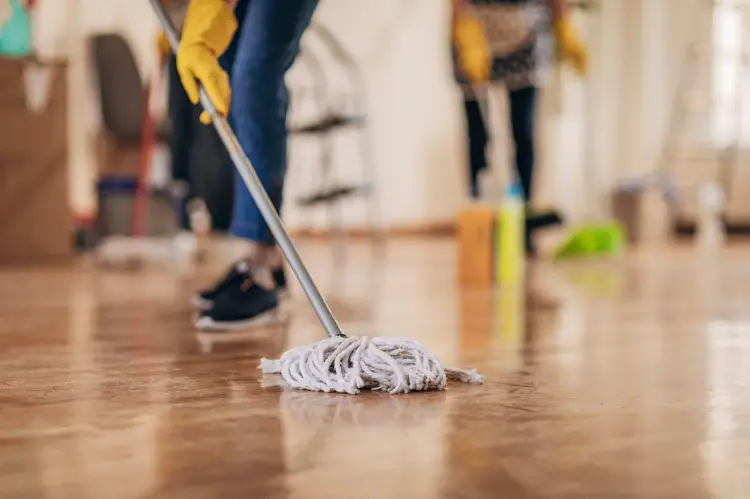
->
xmin=31 ymin=0 xmax=742 ymax=231
xmin=31 ymin=0 xmax=161 ymax=219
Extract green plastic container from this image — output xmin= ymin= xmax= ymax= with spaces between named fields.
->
xmin=554 ymin=222 xmax=626 ymax=260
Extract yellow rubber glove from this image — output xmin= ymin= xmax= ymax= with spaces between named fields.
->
xmin=452 ymin=12 xmax=491 ymax=83
xmin=177 ymin=0 xmax=238 ymax=125
xmin=554 ymin=16 xmax=588 ymax=75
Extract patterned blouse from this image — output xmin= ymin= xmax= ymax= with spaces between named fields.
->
xmin=463 ymin=0 xmax=553 ymax=90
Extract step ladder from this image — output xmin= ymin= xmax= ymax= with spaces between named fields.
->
xmin=658 ymin=0 xmax=750 ymax=233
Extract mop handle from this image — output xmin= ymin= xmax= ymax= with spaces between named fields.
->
xmin=148 ymin=0 xmax=344 ymax=339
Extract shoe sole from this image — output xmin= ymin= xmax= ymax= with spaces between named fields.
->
xmin=191 ymin=288 xmax=289 ymax=311
xmin=195 ymin=308 xmax=287 ymax=332
xmin=191 ymin=295 xmax=214 ymax=311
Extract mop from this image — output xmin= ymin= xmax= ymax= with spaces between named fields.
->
xmin=149 ymin=0 xmax=483 ymax=395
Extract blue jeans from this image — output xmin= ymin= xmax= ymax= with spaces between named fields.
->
xmin=219 ymin=0 xmax=319 ymax=244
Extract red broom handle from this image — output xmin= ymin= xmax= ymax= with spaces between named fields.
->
xmin=130 ymin=56 xmax=165 ymax=237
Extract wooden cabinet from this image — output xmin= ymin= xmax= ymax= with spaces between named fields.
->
xmin=0 ymin=57 xmax=72 ymax=263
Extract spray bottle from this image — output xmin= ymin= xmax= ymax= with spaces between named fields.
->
xmin=497 ymin=181 xmax=525 ymax=284
xmin=696 ymin=181 xmax=725 ymax=250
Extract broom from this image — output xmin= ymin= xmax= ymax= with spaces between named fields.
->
xmin=130 ymin=67 xmax=160 ymax=238
xmin=149 ymin=0 xmax=483 ymax=394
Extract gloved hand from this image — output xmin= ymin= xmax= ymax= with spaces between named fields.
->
xmin=554 ymin=16 xmax=588 ymax=75
xmin=177 ymin=0 xmax=237 ymax=124
xmin=452 ymin=12 xmax=491 ymax=83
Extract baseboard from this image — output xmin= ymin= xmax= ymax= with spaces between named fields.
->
xmin=288 ymin=213 xmax=564 ymax=240
xmin=674 ymin=219 xmax=750 ymax=237
xmin=289 ymin=222 xmax=456 ymax=240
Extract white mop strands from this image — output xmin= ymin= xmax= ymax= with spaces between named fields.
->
xmin=260 ymin=335 xmax=484 ymax=395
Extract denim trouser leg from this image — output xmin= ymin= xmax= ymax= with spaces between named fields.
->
xmin=221 ymin=0 xmax=319 ymax=244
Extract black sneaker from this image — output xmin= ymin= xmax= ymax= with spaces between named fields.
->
xmin=195 ymin=273 xmax=281 ymax=331
xmin=192 ymin=262 xmax=250 ymax=310
xmin=193 ymin=263 xmax=288 ymax=310
xmin=273 ymin=267 xmax=288 ymax=298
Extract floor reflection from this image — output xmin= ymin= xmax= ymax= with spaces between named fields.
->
xmin=2 ymin=241 xmax=750 ymax=497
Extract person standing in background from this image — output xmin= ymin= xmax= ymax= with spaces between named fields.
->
xmin=453 ymin=0 xmax=587 ymax=253
xmin=158 ymin=2 xmax=196 ymax=233
xmin=157 ymin=0 xmax=238 ymax=255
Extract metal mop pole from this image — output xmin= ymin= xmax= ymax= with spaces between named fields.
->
xmin=149 ymin=0 xmax=343 ymax=338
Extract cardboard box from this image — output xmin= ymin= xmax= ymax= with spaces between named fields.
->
xmin=0 ymin=58 xmax=72 ymax=263
xmin=457 ymin=204 xmax=496 ymax=287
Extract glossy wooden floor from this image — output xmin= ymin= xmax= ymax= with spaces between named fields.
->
xmin=2 ymin=239 xmax=750 ymax=498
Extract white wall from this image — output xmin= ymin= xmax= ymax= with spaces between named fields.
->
xmin=284 ymin=0 xmax=467 ymax=231
xmin=30 ymin=0 xmax=736 ymax=232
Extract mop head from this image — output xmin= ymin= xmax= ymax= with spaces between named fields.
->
xmin=260 ymin=335 xmax=484 ymax=395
